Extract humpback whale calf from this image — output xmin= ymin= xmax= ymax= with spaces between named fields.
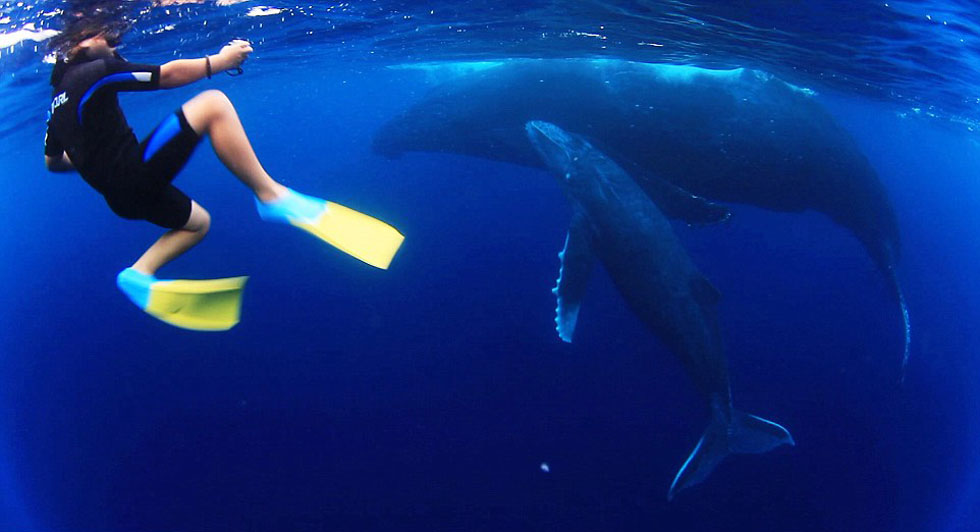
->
xmin=525 ymin=120 xmax=794 ymax=499
xmin=374 ymin=59 xmax=910 ymax=375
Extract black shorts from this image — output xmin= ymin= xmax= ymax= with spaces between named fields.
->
xmin=104 ymin=109 xmax=201 ymax=229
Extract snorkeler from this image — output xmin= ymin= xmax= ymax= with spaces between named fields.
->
xmin=43 ymin=19 xmax=403 ymax=331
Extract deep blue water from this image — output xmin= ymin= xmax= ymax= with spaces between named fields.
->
xmin=1 ymin=2 xmax=980 ymax=531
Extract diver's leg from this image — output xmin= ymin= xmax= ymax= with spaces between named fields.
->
xmin=131 ymin=201 xmax=211 ymax=275
xmin=116 ymin=199 xmax=246 ymax=332
xmin=177 ymin=91 xmax=403 ymax=270
xmin=180 ymin=90 xmax=288 ymax=202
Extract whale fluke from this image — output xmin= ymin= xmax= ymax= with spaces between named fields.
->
xmin=668 ymin=399 xmax=794 ymax=501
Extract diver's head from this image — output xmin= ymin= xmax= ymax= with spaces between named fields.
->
xmin=48 ymin=3 xmax=131 ymax=63
xmin=67 ymin=34 xmax=111 ymax=61
xmin=64 ymin=23 xmax=126 ymax=62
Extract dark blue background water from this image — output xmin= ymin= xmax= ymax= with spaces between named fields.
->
xmin=1 ymin=2 xmax=979 ymax=531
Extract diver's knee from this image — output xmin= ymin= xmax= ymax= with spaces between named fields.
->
xmin=195 ymin=208 xmax=212 ymax=235
xmin=183 ymin=90 xmax=235 ymax=130
xmin=184 ymin=202 xmax=211 ymax=234
xmin=198 ymin=210 xmax=211 ymax=235
xmin=198 ymin=89 xmax=234 ymax=114
xmin=203 ymin=88 xmax=231 ymax=103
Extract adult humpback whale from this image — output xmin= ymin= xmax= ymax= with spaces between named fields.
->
xmin=525 ymin=121 xmax=794 ymax=499
xmin=374 ymin=59 xmax=910 ymax=374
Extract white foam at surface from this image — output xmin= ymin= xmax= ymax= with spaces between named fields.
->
xmin=0 ymin=28 xmax=58 ymax=49
xmin=247 ymin=6 xmax=284 ymax=17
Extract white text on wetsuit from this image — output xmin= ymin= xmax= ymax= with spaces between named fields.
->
xmin=49 ymin=92 xmax=68 ymax=118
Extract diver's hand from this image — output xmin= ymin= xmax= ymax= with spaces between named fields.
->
xmin=215 ymin=39 xmax=252 ymax=72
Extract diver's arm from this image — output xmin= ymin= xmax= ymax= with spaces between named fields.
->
xmin=158 ymin=57 xmax=212 ymax=88
xmin=45 ymin=152 xmax=75 ymax=173
xmin=159 ymin=40 xmax=252 ymax=88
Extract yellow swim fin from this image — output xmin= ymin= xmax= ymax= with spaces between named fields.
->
xmin=117 ymin=268 xmax=248 ymax=331
xmin=257 ymin=189 xmax=404 ymax=270
xmin=293 ymin=201 xmax=405 ymax=270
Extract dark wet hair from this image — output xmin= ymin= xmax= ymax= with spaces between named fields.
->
xmin=47 ymin=2 xmax=135 ymax=86
xmin=47 ymin=1 xmax=134 ymax=60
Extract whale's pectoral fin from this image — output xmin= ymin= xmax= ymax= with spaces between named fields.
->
xmin=889 ymin=267 xmax=911 ymax=383
xmin=638 ymin=172 xmax=731 ymax=226
xmin=553 ymin=211 xmax=596 ymax=343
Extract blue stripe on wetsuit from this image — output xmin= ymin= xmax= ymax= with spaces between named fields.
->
xmin=76 ymin=71 xmax=152 ymax=123
xmin=142 ymin=113 xmax=182 ymax=162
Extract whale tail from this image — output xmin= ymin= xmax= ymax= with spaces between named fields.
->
xmin=668 ymin=404 xmax=794 ymax=501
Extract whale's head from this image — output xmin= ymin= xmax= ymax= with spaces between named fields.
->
xmin=524 ymin=121 xmax=594 ymax=182
xmin=526 ymin=120 xmax=637 ymax=212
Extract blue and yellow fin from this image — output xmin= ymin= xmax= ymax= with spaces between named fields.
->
xmin=257 ymin=189 xmax=404 ymax=270
xmin=117 ymin=268 xmax=248 ymax=331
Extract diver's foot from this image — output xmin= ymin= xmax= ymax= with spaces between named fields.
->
xmin=254 ymin=183 xmax=291 ymax=203
xmin=255 ymin=188 xmax=326 ymax=224
xmin=254 ymin=188 xmax=404 ymax=270
xmin=117 ymin=267 xmax=156 ymax=309
xmin=116 ymin=267 xmax=249 ymax=331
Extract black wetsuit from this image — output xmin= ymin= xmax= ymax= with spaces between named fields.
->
xmin=45 ymin=56 xmax=200 ymax=229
